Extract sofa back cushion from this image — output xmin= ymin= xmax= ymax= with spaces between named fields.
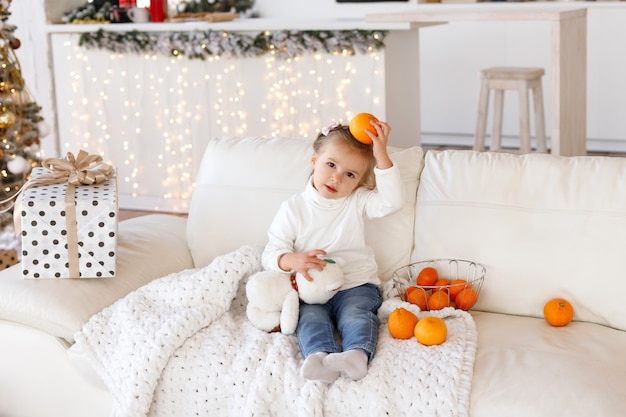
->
xmin=413 ymin=150 xmax=626 ymax=330
xmin=187 ymin=136 xmax=424 ymax=282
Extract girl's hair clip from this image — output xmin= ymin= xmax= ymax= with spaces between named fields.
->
xmin=321 ymin=121 xmax=341 ymax=136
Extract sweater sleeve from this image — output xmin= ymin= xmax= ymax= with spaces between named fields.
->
xmin=365 ymin=164 xmax=405 ymax=219
xmin=261 ymin=202 xmax=296 ymax=272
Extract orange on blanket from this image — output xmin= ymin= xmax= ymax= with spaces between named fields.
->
xmin=388 ymin=307 xmax=419 ymax=340
xmin=414 ymin=316 xmax=447 ymax=346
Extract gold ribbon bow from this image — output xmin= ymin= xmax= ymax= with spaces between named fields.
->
xmin=38 ymin=150 xmax=115 ymax=187
xmin=13 ymin=150 xmax=115 ymax=278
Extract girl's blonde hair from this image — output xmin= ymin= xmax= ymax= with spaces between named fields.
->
xmin=312 ymin=124 xmax=377 ymax=190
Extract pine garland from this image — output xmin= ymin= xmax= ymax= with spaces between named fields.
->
xmin=78 ymin=28 xmax=388 ymax=60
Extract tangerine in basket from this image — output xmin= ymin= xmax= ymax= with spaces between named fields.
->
xmin=404 ymin=285 xmax=417 ymax=300
xmin=388 ymin=307 xmax=419 ymax=339
xmin=432 ymin=278 xmax=450 ymax=292
xmin=406 ymin=286 xmax=430 ymax=311
xmin=448 ymin=279 xmax=469 ymax=301
xmin=349 ymin=113 xmax=379 ymax=144
xmin=543 ymin=298 xmax=574 ymax=327
xmin=417 ymin=267 xmax=439 ymax=287
xmin=428 ymin=290 xmax=450 ymax=310
xmin=455 ymin=287 xmax=478 ymax=310
xmin=414 ymin=316 xmax=447 ymax=346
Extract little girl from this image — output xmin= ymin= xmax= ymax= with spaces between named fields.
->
xmin=261 ymin=119 xmax=404 ymax=382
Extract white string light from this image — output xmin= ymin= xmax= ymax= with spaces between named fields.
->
xmin=56 ymin=33 xmax=384 ymax=212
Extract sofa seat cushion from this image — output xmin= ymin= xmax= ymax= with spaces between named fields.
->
xmin=187 ymin=136 xmax=424 ymax=281
xmin=470 ymin=311 xmax=626 ymax=417
xmin=413 ymin=150 xmax=626 ymax=330
xmin=0 ymin=214 xmax=193 ymax=342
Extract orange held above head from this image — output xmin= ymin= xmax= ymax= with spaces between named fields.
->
xmin=349 ymin=113 xmax=379 ymax=144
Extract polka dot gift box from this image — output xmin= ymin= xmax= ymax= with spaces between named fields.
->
xmin=19 ymin=151 xmax=118 ymax=279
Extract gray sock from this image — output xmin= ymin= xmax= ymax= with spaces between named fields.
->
xmin=324 ymin=349 xmax=369 ymax=381
xmin=301 ymin=352 xmax=339 ymax=383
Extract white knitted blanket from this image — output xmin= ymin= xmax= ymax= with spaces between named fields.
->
xmin=74 ymin=245 xmax=477 ymax=417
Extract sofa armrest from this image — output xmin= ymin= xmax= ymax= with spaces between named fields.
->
xmin=0 ymin=214 xmax=193 ymax=343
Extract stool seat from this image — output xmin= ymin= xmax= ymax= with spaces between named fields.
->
xmin=481 ymin=67 xmax=545 ymax=81
xmin=474 ymin=66 xmax=547 ymax=154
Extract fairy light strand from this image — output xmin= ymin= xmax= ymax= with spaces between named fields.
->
xmin=58 ymin=31 xmax=386 ymax=212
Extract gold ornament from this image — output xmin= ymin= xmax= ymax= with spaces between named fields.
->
xmin=0 ymin=110 xmax=16 ymax=129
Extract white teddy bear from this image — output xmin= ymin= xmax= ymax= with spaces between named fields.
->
xmin=246 ymin=259 xmax=344 ymax=335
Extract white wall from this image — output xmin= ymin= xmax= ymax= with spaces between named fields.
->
xmin=586 ymin=7 xmax=626 ymax=145
xmin=417 ymin=5 xmax=626 ymax=152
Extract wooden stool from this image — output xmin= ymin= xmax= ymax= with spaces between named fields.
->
xmin=474 ymin=67 xmax=547 ymax=153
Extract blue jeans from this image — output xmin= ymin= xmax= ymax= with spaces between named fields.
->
xmin=296 ymin=283 xmax=383 ymax=362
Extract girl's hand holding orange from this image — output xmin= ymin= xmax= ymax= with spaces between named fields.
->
xmin=349 ymin=113 xmax=390 ymax=146
xmin=349 ymin=113 xmax=379 ymax=145
xmin=349 ymin=113 xmax=393 ymax=170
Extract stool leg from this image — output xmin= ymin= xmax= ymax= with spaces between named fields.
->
xmin=518 ymin=80 xmax=531 ymax=154
xmin=532 ymin=80 xmax=547 ymax=153
xmin=474 ymin=78 xmax=490 ymax=151
xmin=491 ymin=89 xmax=504 ymax=151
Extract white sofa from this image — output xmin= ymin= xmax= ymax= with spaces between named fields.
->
xmin=1 ymin=136 xmax=626 ymax=417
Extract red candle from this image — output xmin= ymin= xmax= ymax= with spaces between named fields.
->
xmin=150 ymin=0 xmax=165 ymax=22
xmin=119 ymin=0 xmax=136 ymax=8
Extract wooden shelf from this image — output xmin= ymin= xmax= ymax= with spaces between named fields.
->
xmin=45 ymin=17 xmax=417 ymax=33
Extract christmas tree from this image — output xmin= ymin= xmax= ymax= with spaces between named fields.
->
xmin=0 ymin=0 xmax=46 ymax=228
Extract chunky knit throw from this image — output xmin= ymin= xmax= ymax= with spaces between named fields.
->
xmin=74 ymin=245 xmax=477 ymax=417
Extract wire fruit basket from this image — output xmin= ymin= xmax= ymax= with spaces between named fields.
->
xmin=392 ymin=259 xmax=486 ymax=311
